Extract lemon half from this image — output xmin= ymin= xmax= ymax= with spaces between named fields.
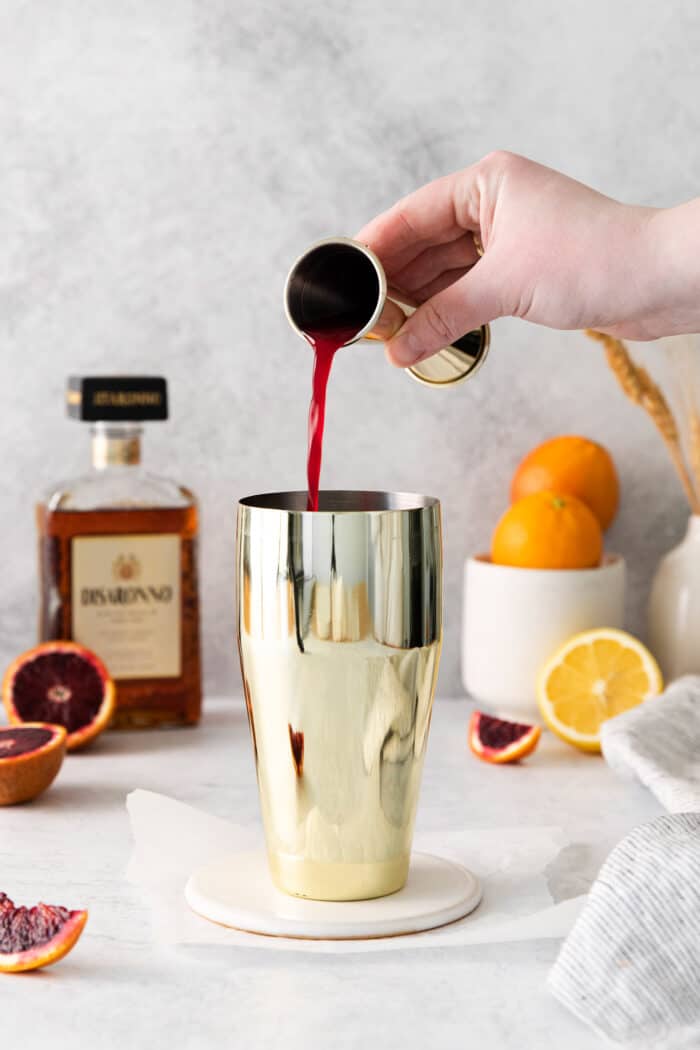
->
xmin=537 ymin=628 xmax=663 ymax=752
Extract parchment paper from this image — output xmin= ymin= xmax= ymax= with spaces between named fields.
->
xmin=126 ymin=789 xmax=585 ymax=953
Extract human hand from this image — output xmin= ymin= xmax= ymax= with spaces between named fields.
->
xmin=356 ymin=152 xmax=679 ymax=367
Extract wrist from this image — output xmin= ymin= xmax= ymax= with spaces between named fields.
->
xmin=640 ymin=201 xmax=700 ymax=337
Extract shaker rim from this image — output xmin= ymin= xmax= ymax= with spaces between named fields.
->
xmin=238 ymin=490 xmax=440 ymax=514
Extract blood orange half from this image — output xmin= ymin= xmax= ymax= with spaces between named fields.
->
xmin=3 ymin=642 xmax=114 ymax=751
xmin=468 ymin=710 xmax=541 ymax=764
xmin=0 ymin=723 xmax=67 ymax=805
xmin=0 ymin=893 xmax=87 ymax=973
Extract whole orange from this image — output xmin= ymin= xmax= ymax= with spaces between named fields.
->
xmin=491 ymin=491 xmax=603 ymax=569
xmin=510 ymin=436 xmax=619 ymax=530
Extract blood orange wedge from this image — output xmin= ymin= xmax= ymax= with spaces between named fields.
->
xmin=3 ymin=642 xmax=114 ymax=751
xmin=0 ymin=893 xmax=87 ymax=973
xmin=0 ymin=723 xmax=67 ymax=805
xmin=468 ymin=710 xmax=541 ymax=764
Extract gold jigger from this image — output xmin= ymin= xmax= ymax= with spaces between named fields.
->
xmin=237 ymin=491 xmax=442 ymax=901
xmin=284 ymin=236 xmax=490 ymax=387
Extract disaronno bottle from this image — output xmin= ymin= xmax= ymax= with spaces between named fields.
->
xmin=37 ymin=376 xmax=202 ymax=728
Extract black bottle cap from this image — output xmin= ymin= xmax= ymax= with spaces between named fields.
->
xmin=67 ymin=376 xmax=168 ymax=422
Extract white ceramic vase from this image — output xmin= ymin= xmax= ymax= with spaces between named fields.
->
xmin=648 ymin=515 xmax=700 ymax=680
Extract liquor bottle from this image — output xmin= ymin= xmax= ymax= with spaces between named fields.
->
xmin=37 ymin=376 xmax=202 ymax=728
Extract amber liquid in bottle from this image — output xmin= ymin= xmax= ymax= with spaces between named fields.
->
xmin=37 ymin=423 xmax=202 ymax=728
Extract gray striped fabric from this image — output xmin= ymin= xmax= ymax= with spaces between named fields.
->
xmin=601 ymin=676 xmax=700 ymax=813
xmin=548 ymin=813 xmax=700 ymax=1045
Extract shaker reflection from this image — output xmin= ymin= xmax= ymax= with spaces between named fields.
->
xmin=237 ymin=491 xmax=442 ymax=901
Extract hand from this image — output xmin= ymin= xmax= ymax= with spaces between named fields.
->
xmin=356 ymin=152 xmax=686 ymax=367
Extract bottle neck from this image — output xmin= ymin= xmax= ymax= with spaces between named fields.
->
xmin=90 ymin=423 xmax=143 ymax=470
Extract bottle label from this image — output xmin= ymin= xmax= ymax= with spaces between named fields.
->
xmin=71 ymin=534 xmax=182 ymax=679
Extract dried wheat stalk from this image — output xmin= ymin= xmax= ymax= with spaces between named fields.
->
xmin=663 ymin=336 xmax=698 ymax=503
xmin=586 ymin=329 xmax=700 ymax=512
xmin=689 ymin=410 xmax=700 ymax=498
xmin=664 ymin=335 xmax=700 ymax=502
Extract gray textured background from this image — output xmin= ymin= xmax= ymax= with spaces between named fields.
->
xmin=1 ymin=0 xmax=697 ymax=698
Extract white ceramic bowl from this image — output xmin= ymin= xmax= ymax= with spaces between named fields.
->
xmin=461 ymin=553 xmax=626 ymax=722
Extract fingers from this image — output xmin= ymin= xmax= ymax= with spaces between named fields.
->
xmin=366 ymin=297 xmax=406 ymax=342
xmin=354 ymin=154 xmax=511 ymax=365
xmin=385 ymin=257 xmax=502 ymax=366
xmin=355 ymin=169 xmax=481 ymax=275
xmin=392 ymin=234 xmax=480 ymax=293
xmin=412 ymin=267 xmax=470 ymax=302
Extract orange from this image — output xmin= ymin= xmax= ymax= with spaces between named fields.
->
xmin=0 ymin=723 xmax=67 ymax=806
xmin=510 ymin=436 xmax=619 ymax=530
xmin=537 ymin=628 xmax=663 ymax=752
xmin=0 ymin=893 xmax=88 ymax=972
xmin=468 ymin=711 xmax=541 ymax=764
xmin=491 ymin=491 xmax=603 ymax=569
xmin=3 ymin=641 xmax=114 ymax=751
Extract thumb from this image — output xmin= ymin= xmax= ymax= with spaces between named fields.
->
xmin=385 ymin=260 xmax=503 ymax=367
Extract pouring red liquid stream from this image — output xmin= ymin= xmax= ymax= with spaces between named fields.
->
xmin=305 ymin=328 xmax=357 ymax=511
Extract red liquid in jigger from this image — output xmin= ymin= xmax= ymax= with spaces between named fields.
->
xmin=305 ymin=328 xmax=356 ymax=512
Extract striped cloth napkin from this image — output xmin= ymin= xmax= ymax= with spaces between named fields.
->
xmin=601 ymin=676 xmax=700 ymax=812
xmin=548 ymin=677 xmax=700 ymax=1045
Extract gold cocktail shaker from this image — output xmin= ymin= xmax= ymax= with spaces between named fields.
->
xmin=284 ymin=236 xmax=490 ymax=387
xmin=237 ymin=491 xmax=442 ymax=901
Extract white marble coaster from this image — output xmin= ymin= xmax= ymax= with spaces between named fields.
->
xmin=185 ymin=851 xmax=482 ymax=941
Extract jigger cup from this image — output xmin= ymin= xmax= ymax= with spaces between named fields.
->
xmin=237 ymin=491 xmax=442 ymax=901
xmin=284 ymin=236 xmax=490 ymax=387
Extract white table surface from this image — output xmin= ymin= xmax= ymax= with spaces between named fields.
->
xmin=3 ymin=696 xmax=661 ymax=1050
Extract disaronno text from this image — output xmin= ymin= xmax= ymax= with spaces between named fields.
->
xmin=80 ymin=585 xmax=174 ymax=605
xmin=92 ymin=391 xmax=163 ymax=407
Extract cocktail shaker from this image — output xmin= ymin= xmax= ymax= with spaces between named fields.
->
xmin=284 ymin=236 xmax=490 ymax=387
xmin=237 ymin=490 xmax=442 ymax=900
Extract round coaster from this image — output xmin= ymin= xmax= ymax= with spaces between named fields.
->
xmin=185 ymin=851 xmax=482 ymax=941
